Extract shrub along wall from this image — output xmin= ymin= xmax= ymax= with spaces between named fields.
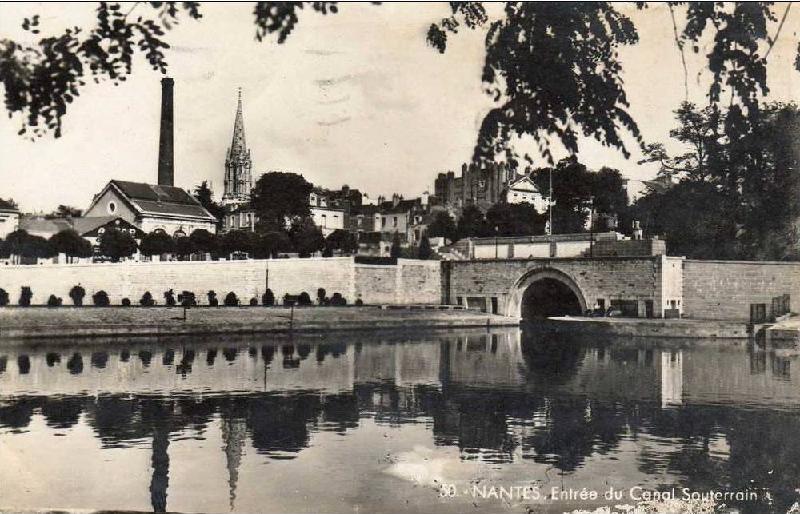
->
xmin=0 ymin=257 xmax=442 ymax=306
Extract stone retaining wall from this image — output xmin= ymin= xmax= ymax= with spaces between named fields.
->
xmin=0 ymin=257 xmax=442 ymax=306
xmin=682 ymin=260 xmax=800 ymax=320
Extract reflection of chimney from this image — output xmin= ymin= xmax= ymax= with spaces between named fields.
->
xmin=158 ymin=77 xmax=175 ymax=187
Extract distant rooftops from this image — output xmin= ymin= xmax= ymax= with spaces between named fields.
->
xmin=0 ymin=198 xmax=19 ymax=212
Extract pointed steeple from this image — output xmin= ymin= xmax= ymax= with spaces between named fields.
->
xmin=229 ymin=88 xmax=247 ymax=159
xmin=223 ymin=87 xmax=253 ymax=208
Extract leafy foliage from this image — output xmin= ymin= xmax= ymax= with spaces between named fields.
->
xmin=325 ymin=229 xmax=357 ymax=255
xmin=50 ymin=229 xmax=93 ymax=257
xmin=2 ymin=2 xmax=202 ymax=138
xmin=139 ymin=231 xmax=175 ymax=256
xmin=193 ymin=181 xmax=224 ymax=227
xmin=47 ymin=205 xmax=83 ymax=218
xmin=92 ymin=290 xmax=110 ymax=307
xmin=417 ymin=235 xmax=432 ymax=260
xmin=427 ymin=211 xmax=458 ymax=243
xmin=531 ymin=158 xmax=628 ymax=234
xmin=18 ymin=286 xmax=33 ymax=307
xmin=428 ymin=3 xmax=641 ymax=164
xmin=289 ymin=217 xmax=324 ymax=257
xmin=632 ymin=101 xmax=800 ymax=260
xmin=2 ymin=229 xmax=55 ymax=259
xmin=69 ymin=285 xmax=86 ymax=306
xmin=389 ymin=232 xmax=402 ymax=259
xmin=456 ymin=205 xmax=489 ymax=239
xmin=485 ymin=202 xmax=545 ymax=237
xmin=97 ymin=227 xmax=137 ymax=261
xmin=251 ymin=172 xmax=313 ymax=230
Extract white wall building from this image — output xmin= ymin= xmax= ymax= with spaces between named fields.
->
xmin=505 ymin=176 xmax=549 ymax=213
xmin=85 ymin=180 xmax=218 ymax=236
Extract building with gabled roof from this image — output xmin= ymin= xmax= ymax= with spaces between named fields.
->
xmin=0 ymin=198 xmax=21 ymax=239
xmin=84 ymin=180 xmax=217 ymax=236
xmin=505 ymin=175 xmax=549 ymax=212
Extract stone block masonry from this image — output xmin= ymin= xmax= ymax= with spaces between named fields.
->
xmin=445 ymin=257 xmax=663 ymax=318
xmin=682 ymin=260 xmax=800 ymax=321
xmin=0 ymin=257 xmax=442 ymax=307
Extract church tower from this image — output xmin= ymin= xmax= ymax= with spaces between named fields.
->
xmin=222 ymin=88 xmax=253 ymax=207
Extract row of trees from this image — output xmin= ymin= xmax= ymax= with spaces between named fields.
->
xmin=0 ymin=224 xmax=360 ymax=262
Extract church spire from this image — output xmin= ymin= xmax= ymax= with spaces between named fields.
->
xmin=229 ymin=88 xmax=247 ymax=159
xmin=223 ymin=87 xmax=253 ymax=208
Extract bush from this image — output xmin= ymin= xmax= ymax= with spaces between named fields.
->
xmin=0 ymin=288 xmax=8 ymax=306
xmin=317 ymin=288 xmax=327 ymax=305
xmin=19 ymin=286 xmax=32 ymax=307
xmin=330 ymin=292 xmax=347 ymax=306
xmin=140 ymin=291 xmax=155 ymax=306
xmin=121 ymin=298 xmax=131 ymax=307
xmin=297 ymin=292 xmax=312 ymax=306
xmin=92 ymin=290 xmax=110 ymax=307
xmin=262 ymin=289 xmax=275 ymax=306
xmin=178 ymin=290 xmax=196 ymax=307
xmin=249 ymin=297 xmax=258 ymax=306
xmin=207 ymin=290 xmax=218 ymax=306
xmin=355 ymin=298 xmax=364 ymax=306
xmin=69 ymin=285 xmax=86 ymax=306
xmin=164 ymin=289 xmax=176 ymax=307
xmin=224 ymin=292 xmax=239 ymax=306
xmin=47 ymin=294 xmax=63 ymax=307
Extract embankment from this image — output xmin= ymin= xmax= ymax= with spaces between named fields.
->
xmin=0 ymin=306 xmax=518 ymax=343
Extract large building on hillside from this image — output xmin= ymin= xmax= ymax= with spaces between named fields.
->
xmin=434 ymin=162 xmax=549 ymax=214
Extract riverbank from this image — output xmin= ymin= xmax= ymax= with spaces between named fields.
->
xmin=0 ymin=305 xmax=519 ymax=342
xmin=542 ymin=316 xmax=750 ymax=339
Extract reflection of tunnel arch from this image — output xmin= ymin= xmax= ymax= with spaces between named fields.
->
xmin=506 ymin=268 xmax=587 ymax=321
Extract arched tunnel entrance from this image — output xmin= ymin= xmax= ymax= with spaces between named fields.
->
xmin=521 ymin=278 xmax=584 ymax=321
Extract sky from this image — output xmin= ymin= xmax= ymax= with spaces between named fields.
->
xmin=2 ymin=2 xmax=800 ymax=213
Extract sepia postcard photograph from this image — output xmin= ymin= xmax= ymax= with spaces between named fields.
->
xmin=3 ymin=2 xmax=800 ymax=513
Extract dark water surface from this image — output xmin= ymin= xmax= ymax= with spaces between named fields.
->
xmin=1 ymin=328 xmax=799 ymax=513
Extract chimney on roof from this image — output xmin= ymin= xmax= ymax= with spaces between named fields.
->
xmin=157 ymin=77 xmax=175 ymax=187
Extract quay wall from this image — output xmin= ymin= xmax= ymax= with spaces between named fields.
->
xmin=0 ymin=258 xmax=441 ymax=306
xmin=682 ymin=260 xmax=800 ymax=321
xmin=445 ymin=257 xmax=663 ymax=317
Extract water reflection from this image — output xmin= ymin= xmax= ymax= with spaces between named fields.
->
xmin=0 ymin=328 xmax=799 ymax=513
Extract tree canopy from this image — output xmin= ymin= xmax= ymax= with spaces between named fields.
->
xmin=50 ymin=229 xmax=93 ymax=257
xmin=251 ymin=172 xmax=313 ymax=231
xmin=98 ymin=227 xmax=137 ymax=261
xmin=6 ymin=2 xmax=799 ymax=168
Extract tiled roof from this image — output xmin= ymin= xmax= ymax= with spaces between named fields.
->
xmin=19 ymin=217 xmax=71 ymax=236
xmin=70 ymin=216 xmax=144 ymax=236
xmin=110 ymin=180 xmax=216 ymax=221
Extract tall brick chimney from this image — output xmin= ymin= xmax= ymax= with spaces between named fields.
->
xmin=157 ymin=77 xmax=175 ymax=187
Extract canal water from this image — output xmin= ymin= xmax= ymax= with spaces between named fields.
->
xmin=0 ymin=328 xmax=799 ymax=514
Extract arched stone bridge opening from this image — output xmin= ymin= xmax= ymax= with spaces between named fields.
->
xmin=443 ymin=256 xmax=684 ymax=322
xmin=508 ymin=268 xmax=587 ymax=321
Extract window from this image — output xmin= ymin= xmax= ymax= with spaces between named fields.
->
xmin=357 ymin=217 xmax=363 ymax=227
xmin=393 ymin=216 xmax=398 ymax=228
xmin=107 ymin=201 xmax=117 ymax=214
xmin=98 ymin=228 xmax=105 ymax=235
xmin=381 ymin=218 xmax=386 ymax=228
